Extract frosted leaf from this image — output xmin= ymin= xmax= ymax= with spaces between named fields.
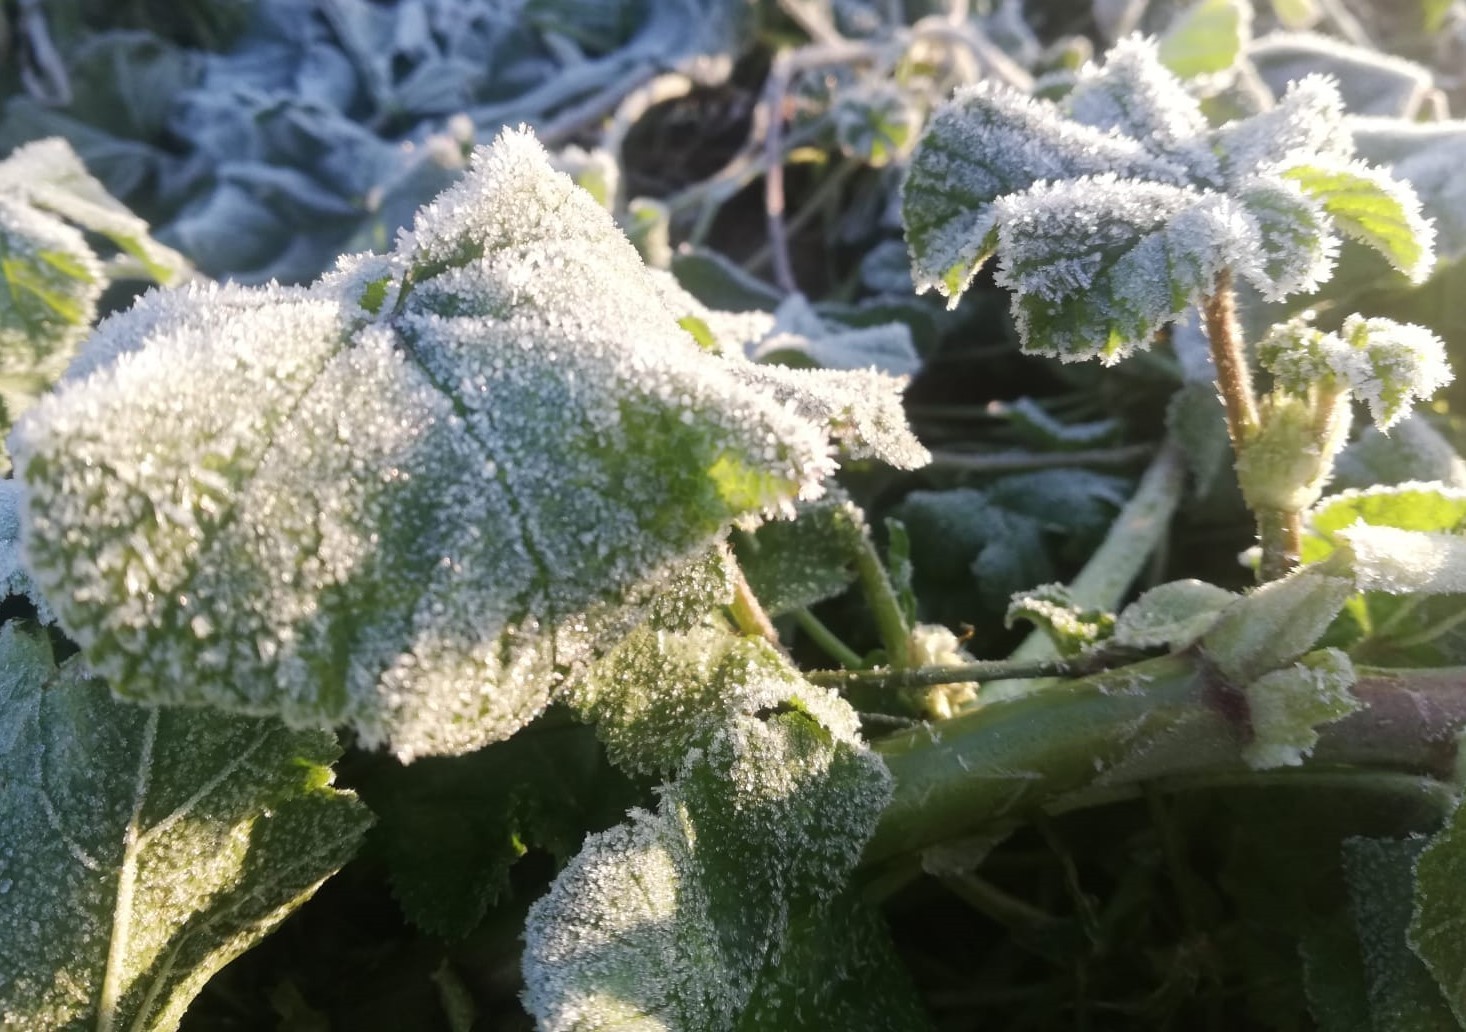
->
xmin=1005 ymin=583 xmax=1114 ymax=656
xmin=992 ymin=176 xmax=1248 ymax=363
xmin=1280 ymin=160 xmax=1435 ymax=284
xmin=0 ymin=621 xmax=369 ymax=1031
xmin=0 ymin=138 xmax=189 ymax=287
xmin=1263 ymin=316 xmax=1451 ymax=432
xmin=1155 ymin=0 xmax=1252 ymax=78
xmin=1230 ymin=174 xmax=1337 ymax=300
xmin=523 ymin=647 xmax=897 ymax=1031
xmin=996 ymin=396 xmax=1120 ymax=449
xmin=0 ymin=480 xmax=54 ymax=624
xmin=1409 ymin=801 xmax=1466 ymax=1025
xmin=736 ymin=492 xmax=863 ymax=617
xmin=1113 ymin=579 xmax=1237 ymax=649
xmin=1332 ymin=416 xmax=1466 ymax=493
xmin=1063 ymin=35 xmax=1219 ymax=182
xmin=8 ymin=129 xmax=885 ymax=761
xmin=832 ymin=80 xmax=922 ymax=168
xmin=646 ymin=274 xmax=926 ymax=465
xmin=902 ymin=78 xmax=1189 ymax=303
xmin=750 ymin=294 xmax=921 ymax=378
xmin=1308 ymin=482 xmax=1466 ymax=544
xmin=725 ymin=361 xmax=930 ymax=468
xmin=1242 ymin=647 xmax=1359 ymax=769
xmin=1335 ymin=524 xmax=1466 ymax=596
xmin=1351 ymin=118 xmax=1466 ymax=263
xmin=1332 ymin=316 xmax=1451 ymax=430
xmin=1211 ymin=75 xmax=1352 ymax=183
xmin=0 ymin=196 xmax=101 ymax=430
xmin=1250 ymin=32 xmax=1435 ymax=119
xmin=1202 ymin=566 xmax=1356 ymax=684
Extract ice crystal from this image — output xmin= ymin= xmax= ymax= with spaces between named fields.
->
xmin=10 ymin=129 xmax=924 ymax=761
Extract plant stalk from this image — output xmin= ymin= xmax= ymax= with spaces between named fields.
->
xmin=1200 ymin=271 xmax=1258 ymax=446
xmin=863 ymin=655 xmax=1466 ymax=867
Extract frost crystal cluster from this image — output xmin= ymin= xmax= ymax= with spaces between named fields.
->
xmin=9 ymin=129 xmax=925 ymax=761
xmin=903 ymin=36 xmax=1435 ymax=363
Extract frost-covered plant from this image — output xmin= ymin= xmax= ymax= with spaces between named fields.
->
xmin=902 ymin=34 xmax=1449 ymax=578
xmin=0 ymin=138 xmax=188 ymax=469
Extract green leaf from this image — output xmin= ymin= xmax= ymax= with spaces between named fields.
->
xmin=992 ymin=176 xmax=1243 ymax=363
xmin=522 ymin=647 xmax=902 ymax=1031
xmin=1305 ymin=484 xmax=1466 ymax=564
xmin=1113 ymin=578 xmax=1237 ymax=650
xmin=735 ymin=493 xmax=862 ymax=617
xmin=0 ymin=621 xmax=370 ymax=1031
xmin=1242 ymin=648 xmax=1360 ymax=769
xmin=1005 ymin=583 xmax=1115 ymax=656
xmin=1281 ymin=161 xmax=1435 ymax=284
xmin=902 ymin=75 xmax=1187 ymax=305
xmin=0 ymin=138 xmax=191 ymax=286
xmin=0 ymin=480 xmax=55 ymax=623
xmin=1351 ymin=119 xmax=1466 ymax=263
xmin=1341 ymin=835 xmax=1461 ymax=1030
xmin=1411 ymin=799 xmax=1466 ymax=1025
xmin=351 ymin=715 xmax=641 ymax=939
xmin=1203 ymin=566 xmax=1357 ymax=683
xmin=11 ymin=130 xmax=918 ymax=761
xmin=1156 ymin=0 xmax=1252 ymax=78
xmin=0 ymin=196 xmax=101 ymax=426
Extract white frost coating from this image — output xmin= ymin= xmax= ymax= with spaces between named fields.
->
xmin=1211 ymin=75 xmax=1352 ymax=182
xmin=905 ymin=41 xmax=1430 ymax=361
xmin=992 ymin=176 xmax=1250 ymax=363
xmin=1261 ymin=315 xmax=1451 ymax=431
xmin=1242 ymin=647 xmax=1359 ymax=769
xmin=0 ymin=481 xmax=54 ymax=624
xmin=1230 ymin=175 xmax=1337 ymax=299
xmin=1338 ymin=523 xmax=1466 ymax=596
xmin=903 ymin=75 xmax=1189 ymax=302
xmin=1064 ymin=35 xmax=1220 ymax=183
xmin=0 ymin=622 xmax=368 ymax=1031
xmin=1114 ymin=579 xmax=1237 ymax=650
xmin=9 ymin=129 xmax=922 ymax=761
xmin=525 ymin=647 xmax=891 ymax=1032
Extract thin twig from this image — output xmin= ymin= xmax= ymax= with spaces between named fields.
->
xmin=806 ymin=652 xmax=1117 ymax=691
xmin=926 ymin=444 xmax=1155 ymax=475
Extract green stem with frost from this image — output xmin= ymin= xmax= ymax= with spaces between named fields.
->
xmin=862 ymin=656 xmax=1466 ymax=868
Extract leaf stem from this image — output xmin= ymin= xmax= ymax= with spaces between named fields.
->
xmin=1200 ymin=271 xmax=1258 ymax=446
xmin=727 ymin=562 xmax=782 ymax=647
xmin=794 ymin=608 xmax=865 ymax=669
xmin=845 ymin=513 xmax=914 ymax=668
xmin=1255 ymin=507 xmax=1302 ymax=581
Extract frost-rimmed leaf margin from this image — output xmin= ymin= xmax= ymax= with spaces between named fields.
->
xmin=0 ymin=620 xmax=371 ymax=1031
xmin=523 ymin=637 xmax=910 ymax=1031
xmin=9 ymin=128 xmax=926 ymax=762
xmin=901 ymin=36 xmax=1436 ymax=365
